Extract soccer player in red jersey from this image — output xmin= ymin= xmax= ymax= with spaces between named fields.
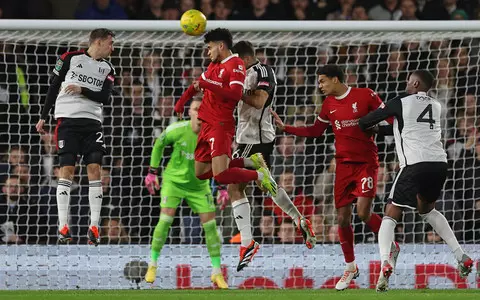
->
xmin=271 ymin=65 xmax=399 ymax=290
xmin=174 ymin=28 xmax=277 ymax=269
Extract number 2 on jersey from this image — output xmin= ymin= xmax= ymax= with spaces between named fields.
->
xmin=416 ymin=104 xmax=435 ymax=129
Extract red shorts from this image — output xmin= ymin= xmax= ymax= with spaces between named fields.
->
xmin=334 ymin=162 xmax=378 ymax=209
xmin=194 ymin=121 xmax=234 ymax=163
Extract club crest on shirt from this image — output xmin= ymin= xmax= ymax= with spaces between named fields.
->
xmin=58 ymin=140 xmax=64 ymax=149
xmin=218 ymin=69 xmax=224 ymax=78
xmin=55 ymin=59 xmax=63 ymax=71
xmin=352 ymin=102 xmax=358 ymax=113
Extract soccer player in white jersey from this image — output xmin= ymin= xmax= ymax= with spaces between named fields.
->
xmin=36 ymin=28 xmax=116 ymax=246
xmin=229 ymin=41 xmax=316 ymax=272
xmin=359 ymin=70 xmax=474 ymax=292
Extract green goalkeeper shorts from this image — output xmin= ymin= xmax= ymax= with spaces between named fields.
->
xmin=160 ymin=180 xmax=216 ymax=213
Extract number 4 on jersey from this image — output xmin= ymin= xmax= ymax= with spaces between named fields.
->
xmin=416 ymin=104 xmax=435 ymax=129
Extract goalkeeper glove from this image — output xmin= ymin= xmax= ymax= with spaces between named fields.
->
xmin=216 ymin=185 xmax=229 ymax=211
xmin=145 ymin=168 xmax=160 ymax=195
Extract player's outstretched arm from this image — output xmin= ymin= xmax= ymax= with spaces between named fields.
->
xmin=174 ymin=84 xmax=199 ymax=119
xmin=198 ymin=78 xmax=243 ymax=101
xmin=359 ymin=96 xmax=401 ymax=132
xmin=271 ymin=109 xmax=329 ymax=137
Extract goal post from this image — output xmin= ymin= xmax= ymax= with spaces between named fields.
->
xmin=0 ymin=20 xmax=478 ymax=290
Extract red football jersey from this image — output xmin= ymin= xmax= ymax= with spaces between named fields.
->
xmin=198 ymin=54 xmax=246 ymax=126
xmin=318 ymin=87 xmax=384 ymax=164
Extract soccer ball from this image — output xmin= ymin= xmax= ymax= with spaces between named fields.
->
xmin=180 ymin=9 xmax=207 ymax=36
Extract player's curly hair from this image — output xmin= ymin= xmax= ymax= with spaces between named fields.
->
xmin=317 ymin=64 xmax=345 ymax=83
xmin=204 ymin=28 xmax=233 ymax=50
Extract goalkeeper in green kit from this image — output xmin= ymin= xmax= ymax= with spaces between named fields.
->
xmin=144 ymin=98 xmax=228 ymax=289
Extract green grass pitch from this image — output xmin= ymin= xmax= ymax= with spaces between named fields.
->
xmin=0 ymin=289 xmax=478 ymax=300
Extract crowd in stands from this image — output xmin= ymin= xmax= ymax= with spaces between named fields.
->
xmin=0 ymin=0 xmax=477 ymax=21
xmin=0 ymin=0 xmax=479 ymax=246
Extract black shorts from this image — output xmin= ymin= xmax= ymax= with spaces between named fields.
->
xmin=233 ymin=142 xmax=275 ymax=168
xmin=55 ymin=118 xmax=107 ymax=157
xmin=388 ymin=162 xmax=448 ymax=210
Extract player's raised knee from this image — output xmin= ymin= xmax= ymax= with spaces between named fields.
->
xmin=357 ymin=211 xmax=371 ymax=222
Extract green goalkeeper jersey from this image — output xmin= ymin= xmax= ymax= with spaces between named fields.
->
xmin=149 ymin=120 xmax=209 ymax=191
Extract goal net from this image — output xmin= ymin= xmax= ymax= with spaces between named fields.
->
xmin=0 ymin=21 xmax=478 ymax=290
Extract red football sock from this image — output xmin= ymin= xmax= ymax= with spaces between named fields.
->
xmin=338 ymin=225 xmax=355 ymax=263
xmin=229 ymin=158 xmax=245 ymax=168
xmin=197 ymin=170 xmax=213 ymax=180
xmin=196 ymin=158 xmax=245 ymax=180
xmin=214 ymin=168 xmax=258 ymax=184
xmin=365 ymin=213 xmax=382 ymax=233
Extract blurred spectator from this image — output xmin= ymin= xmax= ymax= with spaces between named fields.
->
xmin=399 ymin=0 xmax=419 ymax=20
xmin=288 ymin=0 xmax=312 ymax=20
xmin=430 ymin=57 xmax=455 ymax=133
xmin=277 ymin=219 xmax=296 ymax=243
xmin=210 ymin=0 xmax=233 ymax=20
xmin=426 ymin=228 xmax=442 ymax=243
xmin=153 ymin=94 xmax=177 ymax=134
xmin=180 ymin=0 xmax=195 ymax=14
xmin=351 ymin=4 xmax=369 ymax=20
xmin=272 ymin=136 xmax=315 ymax=189
xmin=368 ymin=0 xmax=402 ymax=20
xmin=376 ymin=49 xmax=408 ymax=101
xmin=200 ymin=0 xmax=214 ymax=17
xmin=259 ymin=211 xmax=277 ymax=244
xmin=38 ymin=131 xmax=57 ymax=184
xmin=0 ymin=175 xmax=37 ymax=244
xmin=423 ymin=0 xmax=466 ymax=20
xmin=313 ymin=156 xmax=335 ymax=204
xmin=75 ymin=0 xmax=128 ymax=19
xmin=451 ymin=9 xmax=468 ymax=20
xmin=138 ymin=50 xmax=162 ymax=104
xmin=310 ymin=213 xmax=326 ymax=242
xmin=137 ymin=0 xmax=165 ymax=19
xmin=163 ymin=1 xmax=180 ymax=19
xmin=327 ymin=0 xmax=355 ymax=20
xmin=115 ymin=0 xmax=140 ymax=18
xmin=101 ymin=218 xmax=130 ymax=244
xmin=233 ymin=0 xmax=275 ymax=20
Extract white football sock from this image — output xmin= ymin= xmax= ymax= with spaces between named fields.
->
xmin=273 ymin=188 xmax=302 ymax=225
xmin=89 ymin=180 xmax=103 ymax=228
xmin=379 ymin=217 xmax=396 ymax=263
xmin=232 ymin=198 xmax=252 ymax=247
xmin=420 ymin=209 xmax=464 ymax=261
xmin=56 ymin=178 xmax=71 ymax=229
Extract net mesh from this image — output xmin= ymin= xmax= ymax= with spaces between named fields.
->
xmin=0 ymin=29 xmax=479 ymax=289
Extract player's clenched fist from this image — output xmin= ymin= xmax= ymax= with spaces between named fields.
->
xmin=35 ymin=119 xmax=46 ymax=134
xmin=145 ymin=171 xmax=160 ymax=195
xmin=270 ymin=109 xmax=285 ymax=132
